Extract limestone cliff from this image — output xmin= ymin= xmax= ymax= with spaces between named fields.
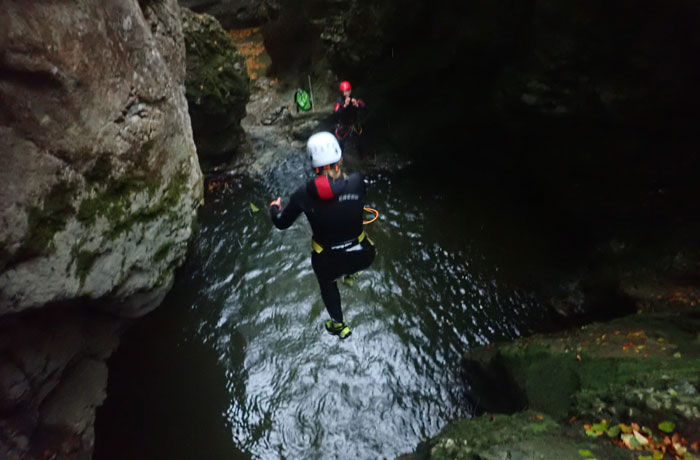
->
xmin=0 ymin=0 xmax=203 ymax=317
xmin=0 ymin=1 xmax=203 ymax=458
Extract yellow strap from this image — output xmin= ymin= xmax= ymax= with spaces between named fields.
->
xmin=313 ymin=231 xmax=367 ymax=254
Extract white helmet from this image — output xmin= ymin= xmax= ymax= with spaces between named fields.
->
xmin=307 ymin=131 xmax=341 ymax=168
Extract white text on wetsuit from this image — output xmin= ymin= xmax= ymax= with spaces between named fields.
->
xmin=338 ymin=193 xmax=360 ymax=202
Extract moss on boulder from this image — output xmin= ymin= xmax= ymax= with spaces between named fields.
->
xmin=403 ymin=411 xmax=633 ymax=460
xmin=181 ymin=7 xmax=250 ymax=165
xmin=14 ymin=181 xmax=79 ymax=263
xmin=402 ymin=301 xmax=700 ymax=459
xmin=0 ymin=0 xmax=203 ymax=316
xmin=466 ymin=311 xmax=700 ymax=425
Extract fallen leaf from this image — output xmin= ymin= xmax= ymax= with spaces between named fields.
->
xmin=658 ymin=421 xmax=676 ymax=434
xmin=250 ymin=202 xmax=260 ymax=212
xmin=622 ymin=433 xmax=635 ymax=449
xmin=633 ymin=430 xmax=649 ymax=446
xmin=578 ymin=449 xmax=595 ymax=458
xmin=592 ymin=420 xmax=610 ymax=434
xmin=673 ymin=443 xmax=687 ymax=455
xmin=585 ymin=424 xmax=599 ymax=438
xmin=606 ymin=425 xmax=621 ymax=438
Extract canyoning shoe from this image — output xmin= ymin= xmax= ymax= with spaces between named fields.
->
xmin=343 ymin=273 xmax=359 ymax=286
xmin=325 ymin=320 xmax=351 ymax=338
xmin=325 ymin=319 xmax=345 ymax=335
xmin=338 ymin=324 xmax=352 ymax=340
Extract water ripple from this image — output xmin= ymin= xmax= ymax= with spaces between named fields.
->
xmin=110 ymin=170 xmax=553 ymax=459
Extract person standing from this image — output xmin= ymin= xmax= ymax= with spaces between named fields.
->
xmin=333 ymin=81 xmax=367 ymax=156
xmin=269 ymin=132 xmax=376 ymax=339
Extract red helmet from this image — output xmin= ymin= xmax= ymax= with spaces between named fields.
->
xmin=339 ymin=81 xmax=351 ymax=92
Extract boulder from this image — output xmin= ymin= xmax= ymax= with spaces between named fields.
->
xmin=0 ymin=307 xmax=121 ymax=460
xmin=402 ymin=308 xmax=700 ymax=459
xmin=181 ymin=7 xmax=250 ymax=166
xmin=0 ymin=0 xmax=203 ymax=318
xmin=0 ymin=1 xmax=203 ymax=458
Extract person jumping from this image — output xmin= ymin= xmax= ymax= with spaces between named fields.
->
xmin=269 ymin=132 xmax=376 ymax=339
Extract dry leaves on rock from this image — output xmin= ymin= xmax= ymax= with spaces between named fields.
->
xmin=584 ymin=419 xmax=699 ymax=460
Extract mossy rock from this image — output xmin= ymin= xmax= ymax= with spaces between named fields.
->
xmin=402 ymin=310 xmax=700 ymax=459
xmin=181 ymin=7 xmax=250 ymax=161
xmin=466 ymin=312 xmax=700 ymax=425
xmin=4 ymin=180 xmax=79 ymax=269
xmin=402 ymin=411 xmax=634 ymax=460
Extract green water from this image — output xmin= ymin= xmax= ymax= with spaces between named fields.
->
xmin=94 ymin=156 xmax=555 ymax=460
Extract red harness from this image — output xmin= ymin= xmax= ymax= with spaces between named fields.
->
xmin=314 ymin=175 xmax=335 ymax=200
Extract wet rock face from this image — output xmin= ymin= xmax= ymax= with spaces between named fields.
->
xmin=316 ymin=1 xmax=411 ymax=83
xmin=0 ymin=1 xmax=203 ymax=458
xmin=0 ymin=308 xmax=121 ymax=460
xmin=318 ymin=0 xmax=700 ymax=121
xmin=181 ymin=7 xmax=250 ymax=166
xmin=0 ymin=0 xmax=203 ymax=317
xmin=179 ymin=0 xmax=280 ymax=28
xmin=194 ymin=0 xmax=699 ymax=128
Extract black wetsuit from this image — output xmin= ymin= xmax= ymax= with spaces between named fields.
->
xmin=334 ymin=97 xmax=366 ymax=126
xmin=270 ymin=172 xmax=376 ymax=323
xmin=334 ymin=96 xmax=367 ymax=153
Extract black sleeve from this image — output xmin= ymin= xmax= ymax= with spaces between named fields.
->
xmin=334 ymin=106 xmax=344 ymax=122
xmin=270 ymin=188 xmax=305 ymax=230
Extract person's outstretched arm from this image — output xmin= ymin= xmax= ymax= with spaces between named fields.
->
xmin=270 ymin=190 xmax=304 ymax=230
